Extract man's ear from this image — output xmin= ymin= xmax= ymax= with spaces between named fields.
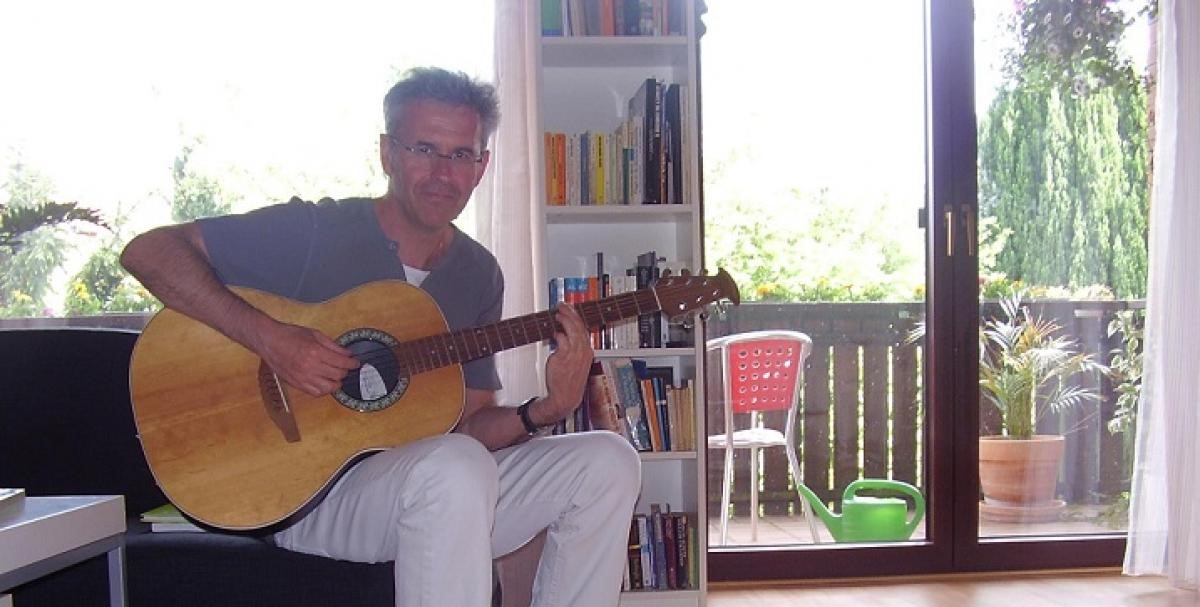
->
xmin=379 ymin=134 xmax=393 ymax=172
xmin=473 ymin=149 xmax=492 ymax=187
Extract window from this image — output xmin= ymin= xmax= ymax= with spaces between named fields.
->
xmin=0 ymin=1 xmax=493 ymax=321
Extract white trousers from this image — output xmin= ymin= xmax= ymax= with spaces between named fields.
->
xmin=274 ymin=431 xmax=641 ymax=606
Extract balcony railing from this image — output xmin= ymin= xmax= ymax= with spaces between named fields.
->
xmin=705 ymin=299 xmax=1144 ymax=519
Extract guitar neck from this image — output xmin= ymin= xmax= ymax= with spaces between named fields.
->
xmin=393 ymin=288 xmax=661 ymax=375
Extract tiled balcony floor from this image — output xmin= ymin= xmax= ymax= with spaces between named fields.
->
xmin=708 ymin=504 xmax=1126 ymax=547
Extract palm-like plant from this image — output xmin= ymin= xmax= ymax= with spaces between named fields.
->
xmin=979 ymin=293 xmax=1107 ymax=439
xmin=0 ymin=201 xmax=104 ymax=249
xmin=0 ymin=201 xmax=107 ymax=314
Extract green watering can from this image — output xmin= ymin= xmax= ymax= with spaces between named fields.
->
xmin=793 ymin=479 xmax=925 ymax=543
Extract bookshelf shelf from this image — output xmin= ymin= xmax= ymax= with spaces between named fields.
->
xmin=539 ymin=1 xmax=706 ymax=602
xmin=593 ymin=347 xmax=694 ymax=358
xmin=620 ymin=588 xmax=702 ymax=606
xmin=545 ymin=204 xmax=696 ymax=225
xmin=542 ymin=36 xmax=689 ymax=68
xmin=640 ymin=450 xmax=698 ymax=463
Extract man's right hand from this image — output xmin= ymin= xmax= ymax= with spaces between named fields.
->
xmin=254 ymin=321 xmax=360 ymax=397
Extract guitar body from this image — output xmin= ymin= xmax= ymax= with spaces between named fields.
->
xmin=129 ymin=269 xmax=740 ymax=532
xmin=130 ymin=280 xmax=464 ymax=531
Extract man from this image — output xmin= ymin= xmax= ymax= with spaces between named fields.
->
xmin=121 ymin=67 xmax=640 ymax=606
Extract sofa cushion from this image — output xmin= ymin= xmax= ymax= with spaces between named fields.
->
xmin=126 ymin=530 xmax=394 ymax=606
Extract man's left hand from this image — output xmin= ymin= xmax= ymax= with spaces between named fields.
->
xmin=536 ymin=303 xmax=594 ymax=424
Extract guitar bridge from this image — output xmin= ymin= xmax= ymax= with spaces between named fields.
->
xmin=258 ymin=361 xmax=301 ymax=442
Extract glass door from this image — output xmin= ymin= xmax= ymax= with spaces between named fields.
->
xmin=703 ymin=0 xmax=1150 ymax=580
xmin=702 ymin=0 xmax=951 ymax=578
xmin=963 ymin=0 xmax=1150 ymax=569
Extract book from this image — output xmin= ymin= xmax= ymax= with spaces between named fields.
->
xmin=606 ymin=357 xmax=652 ymax=451
xmin=140 ymin=503 xmax=205 ymax=533
xmin=640 ymin=378 xmax=663 ymax=451
xmin=587 ymin=360 xmax=631 ymax=439
xmin=627 ymin=78 xmax=661 ymax=204
xmin=634 ymin=251 xmax=660 ymax=348
xmin=663 ymin=82 xmax=684 ymax=204
xmin=649 ymin=504 xmax=669 ymax=589
xmin=541 ymin=0 xmax=564 ymax=35
xmin=662 ymin=511 xmax=679 ymax=588
xmin=626 ymin=516 xmax=644 ymax=590
xmin=673 ymin=512 xmax=691 ymax=588
xmin=642 ymin=366 xmax=675 ymax=450
xmin=676 ymin=511 xmax=696 ymax=587
xmin=635 ymin=513 xmax=654 ymax=588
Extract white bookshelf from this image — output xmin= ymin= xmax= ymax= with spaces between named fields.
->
xmin=536 ymin=2 xmax=707 ymax=604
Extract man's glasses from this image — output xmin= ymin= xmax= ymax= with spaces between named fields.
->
xmin=386 ymin=134 xmax=483 ymax=170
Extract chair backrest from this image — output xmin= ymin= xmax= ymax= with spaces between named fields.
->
xmin=708 ymin=330 xmax=812 ymax=415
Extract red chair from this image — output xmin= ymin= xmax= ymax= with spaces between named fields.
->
xmin=707 ymin=330 xmax=818 ymax=545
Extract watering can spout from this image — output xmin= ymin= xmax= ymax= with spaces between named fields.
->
xmin=793 ymin=479 xmax=925 ymax=543
xmin=792 ymin=482 xmax=842 ymax=537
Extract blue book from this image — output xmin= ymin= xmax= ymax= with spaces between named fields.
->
xmin=606 ymin=358 xmax=651 ymax=451
xmin=541 ymin=0 xmax=563 ymax=36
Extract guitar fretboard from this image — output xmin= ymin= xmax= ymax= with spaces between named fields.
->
xmin=392 ymin=289 xmax=661 ymax=375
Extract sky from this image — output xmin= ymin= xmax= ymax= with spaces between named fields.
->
xmin=0 ymin=0 xmax=492 ymax=231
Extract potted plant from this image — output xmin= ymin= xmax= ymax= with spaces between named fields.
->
xmin=977 ymin=292 xmax=1108 ymax=522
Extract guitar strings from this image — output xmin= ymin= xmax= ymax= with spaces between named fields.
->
xmin=332 ymin=279 xmax=711 ymax=393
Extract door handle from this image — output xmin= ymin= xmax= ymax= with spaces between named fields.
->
xmin=963 ymin=204 xmax=976 ymax=257
xmin=945 ymin=209 xmax=954 ymax=257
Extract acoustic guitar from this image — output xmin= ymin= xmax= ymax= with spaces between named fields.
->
xmin=130 ymin=270 xmax=739 ymax=531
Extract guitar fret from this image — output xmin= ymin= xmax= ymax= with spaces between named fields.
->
xmin=443 ymin=332 xmax=460 ymax=364
xmin=457 ymin=328 xmax=475 ymax=362
xmin=494 ymin=322 xmax=514 ymax=351
xmin=435 ymin=334 xmax=450 ymax=368
xmin=476 ymin=327 xmax=494 ymax=355
xmin=426 ymin=336 xmax=443 ymax=371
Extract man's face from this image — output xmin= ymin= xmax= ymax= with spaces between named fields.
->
xmin=381 ymin=99 xmax=490 ymax=232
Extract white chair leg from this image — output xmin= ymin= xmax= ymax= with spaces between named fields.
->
xmin=784 ymin=441 xmax=823 ymax=544
xmin=720 ymin=445 xmax=733 ymax=545
xmin=801 ymin=492 xmax=822 ymax=544
xmin=749 ymin=446 xmax=760 ymax=543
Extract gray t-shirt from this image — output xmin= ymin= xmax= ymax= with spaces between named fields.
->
xmin=198 ymin=197 xmax=504 ymax=391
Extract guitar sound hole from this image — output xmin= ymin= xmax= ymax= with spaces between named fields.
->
xmin=333 ymin=328 xmax=409 ymax=412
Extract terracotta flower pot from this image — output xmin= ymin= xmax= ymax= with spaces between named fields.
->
xmin=978 ymin=435 xmax=1066 ymax=522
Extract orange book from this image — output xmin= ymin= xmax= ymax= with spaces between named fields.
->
xmin=554 ymin=133 xmax=567 ymax=204
xmin=641 ymin=378 xmax=662 ymax=451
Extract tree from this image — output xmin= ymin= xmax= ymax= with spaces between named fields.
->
xmin=978 ymin=0 xmax=1149 ymax=298
xmin=0 ymin=160 xmax=105 ymax=315
xmin=63 ymin=201 xmax=159 ymax=315
xmin=705 ymin=149 xmax=923 ymax=303
xmin=171 ymin=139 xmax=232 ymax=222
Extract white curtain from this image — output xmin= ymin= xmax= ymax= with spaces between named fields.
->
xmin=1124 ymin=0 xmax=1200 ymax=589
xmin=475 ymin=0 xmax=547 ymax=405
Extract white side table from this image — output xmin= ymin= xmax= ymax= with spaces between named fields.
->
xmin=0 ymin=495 xmax=126 ymax=606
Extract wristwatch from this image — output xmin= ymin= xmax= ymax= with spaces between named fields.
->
xmin=517 ymin=396 xmax=541 ymax=435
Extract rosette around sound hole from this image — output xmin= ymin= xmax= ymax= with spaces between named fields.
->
xmin=333 ymin=328 xmax=409 ymax=412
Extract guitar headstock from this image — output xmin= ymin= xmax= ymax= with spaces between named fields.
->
xmin=652 ymin=268 xmax=741 ymax=318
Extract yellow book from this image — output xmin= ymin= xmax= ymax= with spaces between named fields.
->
xmin=140 ymin=503 xmax=205 ymax=532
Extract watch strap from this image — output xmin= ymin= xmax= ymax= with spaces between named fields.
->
xmin=517 ymin=397 xmax=540 ymax=435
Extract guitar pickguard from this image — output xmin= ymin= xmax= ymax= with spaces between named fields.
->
xmin=333 ymin=328 xmax=410 ymax=413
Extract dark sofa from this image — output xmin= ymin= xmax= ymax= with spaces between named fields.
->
xmin=0 ymin=328 xmax=394 ymax=607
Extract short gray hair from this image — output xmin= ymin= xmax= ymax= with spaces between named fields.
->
xmin=383 ymin=67 xmax=500 ymax=148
